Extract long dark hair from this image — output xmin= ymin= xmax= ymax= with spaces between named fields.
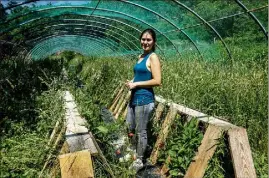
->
xmin=139 ymin=28 xmax=157 ymax=52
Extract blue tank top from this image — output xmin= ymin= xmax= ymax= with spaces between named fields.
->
xmin=131 ymin=52 xmax=155 ymax=106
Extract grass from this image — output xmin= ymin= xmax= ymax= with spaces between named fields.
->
xmin=64 ymin=50 xmax=267 ymax=177
xmin=0 ymin=47 xmax=267 ymax=177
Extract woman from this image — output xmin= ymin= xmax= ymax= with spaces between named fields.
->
xmin=125 ymin=28 xmax=161 ymax=171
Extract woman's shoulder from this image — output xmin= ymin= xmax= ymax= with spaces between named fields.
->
xmin=149 ymin=52 xmax=159 ymax=60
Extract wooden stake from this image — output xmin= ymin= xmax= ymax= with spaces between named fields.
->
xmin=115 ymin=91 xmax=131 ymax=119
xmin=109 ymin=84 xmax=125 ymax=111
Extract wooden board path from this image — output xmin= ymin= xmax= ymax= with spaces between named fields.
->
xmin=59 ymin=150 xmax=94 ymax=178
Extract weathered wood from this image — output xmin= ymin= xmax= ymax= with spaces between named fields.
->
xmin=47 ymin=120 xmax=60 ymax=146
xmin=109 ymin=84 xmax=125 ymax=111
xmin=228 ymin=128 xmax=256 ymax=178
xmin=155 ymin=96 xmax=237 ymax=129
xmin=66 ymin=133 xmax=98 ymax=155
xmin=115 ymin=91 xmax=131 ymax=119
xmin=89 ymin=132 xmax=115 ymax=178
xmin=152 ymin=102 xmax=165 ymax=122
xmin=49 ymin=141 xmax=70 ymax=178
xmin=111 ymin=83 xmax=122 ymax=101
xmin=184 ymin=124 xmax=223 ymax=178
xmin=150 ymin=104 xmax=178 ymax=164
xmin=113 ymin=89 xmax=127 ymax=115
xmin=123 ymin=105 xmax=128 ymax=118
xmin=39 ymin=122 xmax=66 ymax=178
xmin=160 ymin=155 xmax=171 ymax=175
xmin=59 ymin=150 xmax=94 ymax=178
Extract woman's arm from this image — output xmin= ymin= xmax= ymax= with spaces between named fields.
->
xmin=127 ymin=54 xmax=161 ymax=89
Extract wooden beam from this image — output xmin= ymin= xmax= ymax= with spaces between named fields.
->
xmin=184 ymin=124 xmax=223 ymax=178
xmin=59 ymin=150 xmax=94 ymax=178
xmin=150 ymin=104 xmax=178 ymax=164
xmin=155 ymin=96 xmax=237 ymax=129
xmin=228 ymin=128 xmax=256 ymax=178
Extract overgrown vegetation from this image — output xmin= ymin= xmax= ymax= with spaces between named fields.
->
xmin=62 ymin=46 xmax=267 ymax=177
xmin=0 ymin=58 xmax=65 ymax=177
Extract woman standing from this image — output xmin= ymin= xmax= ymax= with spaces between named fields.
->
xmin=125 ymin=28 xmax=161 ymax=171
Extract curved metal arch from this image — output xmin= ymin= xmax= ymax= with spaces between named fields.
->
xmin=25 ymin=26 xmax=137 ymax=53
xmin=27 ymin=32 xmax=123 ymax=53
xmin=26 ymin=35 xmax=120 ymax=59
xmin=0 ymin=6 xmax=179 ymax=57
xmin=27 ymin=31 xmax=132 ymax=56
xmin=119 ymin=0 xmax=202 ymax=59
xmin=27 ymin=34 xmax=124 ymax=59
xmin=1 ymin=14 xmax=166 ymax=59
xmin=235 ymin=0 xmax=268 ymax=39
xmin=29 ymin=41 xmax=114 ymax=59
xmin=12 ymin=18 xmax=140 ymax=45
xmin=27 ymin=31 xmax=131 ymax=56
xmin=172 ymin=0 xmax=232 ymax=59
xmin=25 ymin=23 xmax=140 ymax=50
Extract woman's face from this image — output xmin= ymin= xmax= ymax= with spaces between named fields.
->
xmin=140 ymin=32 xmax=155 ymax=52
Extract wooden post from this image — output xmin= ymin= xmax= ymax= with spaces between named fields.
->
xmin=111 ymin=83 xmax=122 ymax=101
xmin=59 ymin=150 xmax=94 ymax=178
xmin=115 ymin=91 xmax=131 ymax=119
xmin=113 ymin=89 xmax=127 ymax=115
xmin=184 ymin=124 xmax=223 ymax=178
xmin=152 ymin=102 xmax=165 ymax=123
xmin=150 ymin=104 xmax=178 ymax=164
xmin=228 ymin=128 xmax=256 ymax=178
xmin=109 ymin=84 xmax=125 ymax=111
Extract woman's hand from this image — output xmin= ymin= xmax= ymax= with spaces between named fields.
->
xmin=125 ymin=80 xmax=136 ymax=90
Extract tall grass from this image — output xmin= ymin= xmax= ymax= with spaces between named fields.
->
xmin=65 ymin=51 xmax=267 ymax=177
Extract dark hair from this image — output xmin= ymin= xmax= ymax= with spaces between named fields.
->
xmin=139 ymin=28 xmax=157 ymax=52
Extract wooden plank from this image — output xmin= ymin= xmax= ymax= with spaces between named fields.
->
xmin=59 ymin=150 xmax=94 ymax=178
xmin=150 ymin=104 xmax=178 ymax=164
xmin=113 ymin=89 xmax=127 ymax=115
xmin=228 ymin=128 xmax=256 ymax=178
xmin=184 ymin=124 xmax=223 ymax=178
xmin=115 ymin=91 xmax=131 ymax=119
xmin=109 ymin=84 xmax=125 ymax=111
xmin=155 ymin=96 xmax=237 ymax=129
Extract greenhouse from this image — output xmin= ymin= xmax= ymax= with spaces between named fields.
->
xmin=0 ymin=0 xmax=267 ymax=177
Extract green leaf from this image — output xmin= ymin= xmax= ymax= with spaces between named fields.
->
xmin=97 ymin=125 xmax=109 ymax=134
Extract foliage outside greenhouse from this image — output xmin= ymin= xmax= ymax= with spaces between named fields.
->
xmin=0 ymin=0 xmax=268 ymax=177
